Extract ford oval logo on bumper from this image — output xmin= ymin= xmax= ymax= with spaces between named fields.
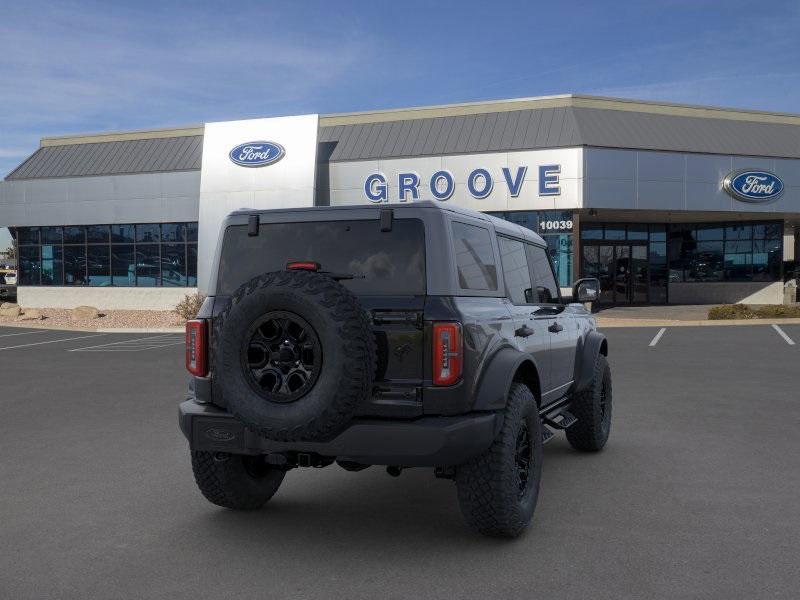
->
xmin=229 ymin=141 xmax=285 ymax=167
xmin=204 ymin=427 xmax=237 ymax=442
xmin=723 ymin=170 xmax=784 ymax=203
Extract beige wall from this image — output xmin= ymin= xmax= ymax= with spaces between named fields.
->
xmin=17 ymin=287 xmax=197 ymax=311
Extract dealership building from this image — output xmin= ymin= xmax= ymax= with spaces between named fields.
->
xmin=0 ymin=94 xmax=798 ymax=309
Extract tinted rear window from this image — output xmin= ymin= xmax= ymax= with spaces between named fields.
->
xmin=451 ymin=222 xmax=497 ymax=291
xmin=217 ymin=219 xmax=425 ymax=295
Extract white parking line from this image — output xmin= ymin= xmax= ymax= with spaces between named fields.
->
xmin=771 ymin=324 xmax=796 ymax=346
xmin=0 ymin=333 xmax=106 ymax=351
xmin=649 ymin=327 xmax=667 ymax=347
xmin=76 ymin=341 xmax=185 ymax=352
xmin=0 ymin=330 xmax=49 ymax=339
xmin=68 ymin=334 xmax=182 ymax=352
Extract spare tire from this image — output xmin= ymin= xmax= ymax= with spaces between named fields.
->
xmin=212 ymin=270 xmax=376 ymax=442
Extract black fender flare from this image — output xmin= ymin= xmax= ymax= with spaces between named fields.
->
xmin=472 ymin=347 xmax=541 ymax=411
xmin=573 ymin=331 xmax=608 ymax=393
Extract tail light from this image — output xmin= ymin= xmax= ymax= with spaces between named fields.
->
xmin=286 ymin=261 xmax=320 ymax=271
xmin=186 ymin=319 xmax=208 ymax=377
xmin=432 ymin=322 xmax=463 ymax=386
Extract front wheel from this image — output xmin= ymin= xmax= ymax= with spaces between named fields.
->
xmin=191 ymin=451 xmax=285 ymax=510
xmin=455 ymin=383 xmax=543 ymax=537
xmin=566 ymin=354 xmax=612 ymax=452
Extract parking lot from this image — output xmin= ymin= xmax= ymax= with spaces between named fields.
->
xmin=1 ymin=323 xmax=799 ymax=600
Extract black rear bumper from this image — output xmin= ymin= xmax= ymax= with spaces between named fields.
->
xmin=179 ymin=399 xmax=499 ymax=467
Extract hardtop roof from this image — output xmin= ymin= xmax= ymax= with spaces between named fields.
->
xmin=228 ymin=201 xmax=546 ymax=245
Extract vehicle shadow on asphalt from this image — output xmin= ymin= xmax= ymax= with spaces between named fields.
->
xmin=178 ymin=440 xmax=592 ymax=549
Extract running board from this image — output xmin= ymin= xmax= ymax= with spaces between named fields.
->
xmin=542 ymin=410 xmax=577 ymax=430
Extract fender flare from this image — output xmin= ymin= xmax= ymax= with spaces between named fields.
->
xmin=472 ymin=347 xmax=540 ymax=411
xmin=573 ymin=331 xmax=608 ymax=393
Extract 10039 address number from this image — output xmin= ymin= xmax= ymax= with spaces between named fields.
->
xmin=539 ymin=220 xmax=573 ymax=232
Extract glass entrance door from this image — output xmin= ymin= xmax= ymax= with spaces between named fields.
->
xmin=582 ymin=242 xmax=649 ymax=305
xmin=631 ymin=245 xmax=649 ymax=303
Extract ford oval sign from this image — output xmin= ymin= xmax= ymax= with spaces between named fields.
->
xmin=229 ymin=141 xmax=285 ymax=168
xmin=723 ymin=169 xmax=784 ymax=203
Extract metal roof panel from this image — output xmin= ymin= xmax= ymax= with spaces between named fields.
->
xmin=9 ymin=101 xmax=800 ymax=181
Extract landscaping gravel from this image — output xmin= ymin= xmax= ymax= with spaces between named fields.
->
xmin=0 ymin=308 xmax=184 ymax=330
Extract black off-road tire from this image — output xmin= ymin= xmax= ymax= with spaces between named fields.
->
xmin=566 ymin=354 xmax=612 ymax=452
xmin=212 ymin=270 xmax=376 ymax=442
xmin=455 ymin=383 xmax=543 ymax=537
xmin=191 ymin=451 xmax=285 ymax=510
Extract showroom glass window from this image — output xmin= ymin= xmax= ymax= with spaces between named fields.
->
xmin=667 ymin=221 xmax=782 ymax=283
xmin=13 ymin=223 xmax=198 ymax=287
xmin=488 ymin=210 xmax=573 ymax=288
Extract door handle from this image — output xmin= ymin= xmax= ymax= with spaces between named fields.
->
xmin=548 ymin=322 xmax=564 ymax=333
xmin=515 ymin=325 xmax=534 ymax=338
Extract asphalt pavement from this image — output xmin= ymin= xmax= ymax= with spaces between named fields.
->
xmin=0 ymin=324 xmax=799 ymax=600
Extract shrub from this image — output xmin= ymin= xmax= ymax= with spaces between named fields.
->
xmin=708 ymin=303 xmax=800 ymax=320
xmin=707 ymin=304 xmax=757 ymax=320
xmin=175 ymin=293 xmax=206 ymax=321
xmin=754 ymin=304 xmax=800 ymax=318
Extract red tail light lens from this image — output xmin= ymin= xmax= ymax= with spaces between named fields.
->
xmin=186 ymin=319 xmax=208 ymax=377
xmin=432 ymin=322 xmax=463 ymax=386
xmin=286 ymin=261 xmax=320 ymax=271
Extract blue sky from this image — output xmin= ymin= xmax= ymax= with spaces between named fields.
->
xmin=1 ymin=0 xmax=799 ymax=249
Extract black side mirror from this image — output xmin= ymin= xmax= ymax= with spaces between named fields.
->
xmin=572 ymin=277 xmax=600 ymax=303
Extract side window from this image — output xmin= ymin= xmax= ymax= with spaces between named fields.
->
xmin=526 ymin=244 xmax=560 ymax=304
xmin=498 ymin=236 xmax=533 ymax=304
xmin=451 ymin=222 xmax=498 ymax=291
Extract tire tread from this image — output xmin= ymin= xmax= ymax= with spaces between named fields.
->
xmin=455 ymin=383 xmax=542 ymax=537
xmin=212 ymin=270 xmax=377 ymax=442
xmin=565 ymin=354 xmax=612 ymax=452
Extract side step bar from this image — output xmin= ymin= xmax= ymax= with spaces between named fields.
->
xmin=543 ymin=411 xmax=577 ymax=430
xmin=540 ymin=408 xmax=577 ymax=444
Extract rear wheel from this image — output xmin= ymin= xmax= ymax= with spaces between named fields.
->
xmin=455 ymin=383 xmax=542 ymax=537
xmin=191 ymin=451 xmax=285 ymax=510
xmin=566 ymin=354 xmax=612 ymax=452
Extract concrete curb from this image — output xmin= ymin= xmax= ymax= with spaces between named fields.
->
xmin=597 ymin=317 xmax=800 ymax=328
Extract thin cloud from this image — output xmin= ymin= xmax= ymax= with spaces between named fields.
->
xmin=0 ymin=2 xmax=372 ymax=175
xmin=1 ymin=1 xmax=800 ymax=179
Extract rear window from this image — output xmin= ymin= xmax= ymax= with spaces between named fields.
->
xmin=451 ymin=222 xmax=497 ymax=291
xmin=217 ymin=219 xmax=426 ymax=296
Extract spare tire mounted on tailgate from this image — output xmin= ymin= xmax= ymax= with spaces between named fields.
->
xmin=212 ymin=270 xmax=376 ymax=442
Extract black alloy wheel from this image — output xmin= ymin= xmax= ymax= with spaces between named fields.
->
xmin=514 ymin=423 xmax=532 ymax=499
xmin=599 ymin=379 xmax=610 ymax=435
xmin=243 ymin=311 xmax=322 ymax=403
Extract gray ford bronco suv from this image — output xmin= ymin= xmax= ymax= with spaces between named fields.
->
xmin=179 ymin=201 xmax=610 ymax=537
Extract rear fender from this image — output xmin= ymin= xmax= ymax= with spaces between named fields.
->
xmin=472 ymin=347 xmax=541 ymax=411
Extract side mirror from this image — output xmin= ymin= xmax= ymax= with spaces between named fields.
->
xmin=572 ymin=277 xmax=600 ymax=303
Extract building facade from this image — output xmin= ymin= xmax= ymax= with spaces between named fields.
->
xmin=1 ymin=95 xmax=798 ymax=309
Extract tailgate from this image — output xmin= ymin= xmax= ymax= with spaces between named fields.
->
xmin=359 ymin=296 xmax=425 ymax=418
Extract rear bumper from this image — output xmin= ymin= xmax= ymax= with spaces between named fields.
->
xmin=179 ymin=399 xmax=499 ymax=467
